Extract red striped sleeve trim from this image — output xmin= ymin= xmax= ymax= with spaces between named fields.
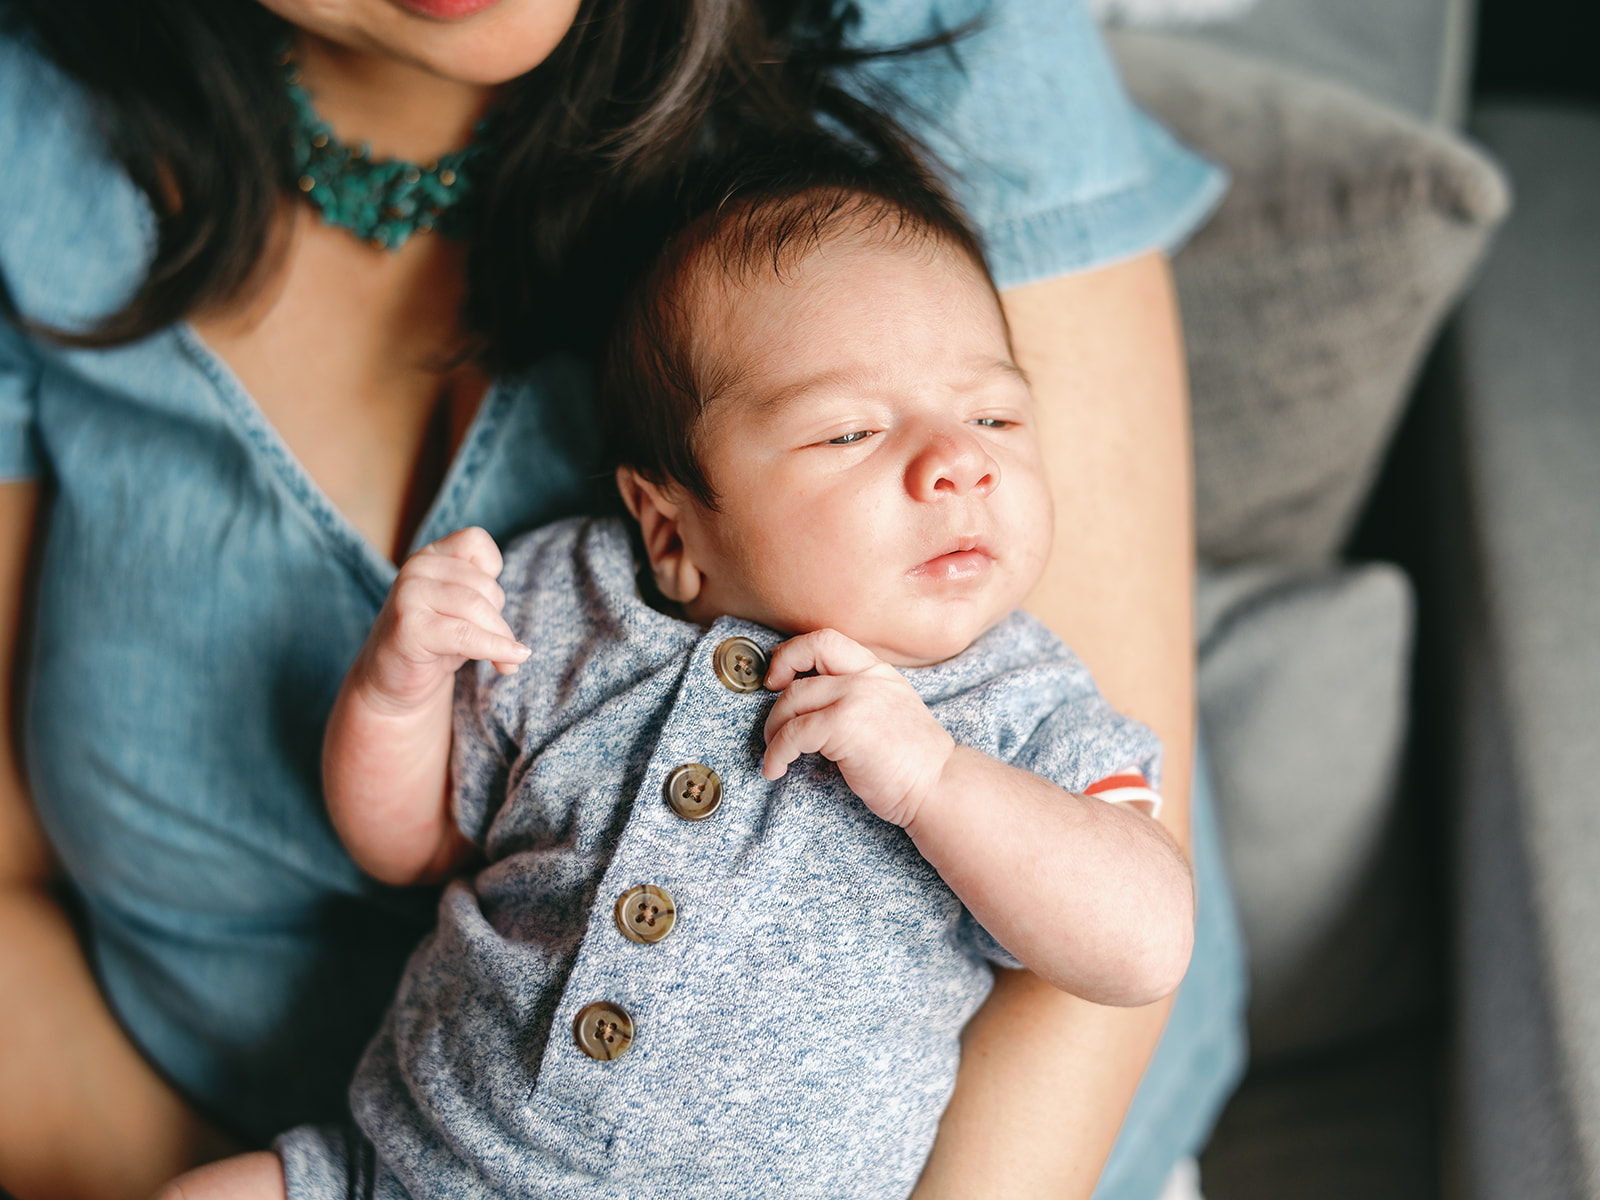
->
xmin=1083 ymin=770 xmax=1163 ymax=817
xmin=1083 ymin=773 xmax=1149 ymax=796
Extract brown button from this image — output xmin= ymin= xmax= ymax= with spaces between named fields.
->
xmin=713 ymin=636 xmax=768 ymax=694
xmin=573 ymin=1001 xmax=634 ymax=1061
xmin=614 ymin=885 xmax=677 ymax=944
xmin=664 ymin=763 xmax=722 ymax=821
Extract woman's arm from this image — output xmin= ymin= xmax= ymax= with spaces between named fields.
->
xmin=911 ymin=250 xmax=1196 ymax=1198
xmin=0 ymin=482 xmax=235 ymax=1200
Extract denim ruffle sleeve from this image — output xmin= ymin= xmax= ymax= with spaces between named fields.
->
xmin=844 ymin=0 xmax=1226 ymax=287
xmin=0 ymin=21 xmax=154 ymax=333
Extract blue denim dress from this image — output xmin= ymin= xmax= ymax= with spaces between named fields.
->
xmin=0 ymin=1 xmax=1243 ymax=1193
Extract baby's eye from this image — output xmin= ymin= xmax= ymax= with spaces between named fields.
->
xmin=826 ymin=430 xmax=874 ymax=445
xmin=970 ymin=417 xmax=1013 ymax=429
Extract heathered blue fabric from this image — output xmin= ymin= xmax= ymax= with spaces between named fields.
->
xmin=276 ymin=517 xmax=1163 ymax=1199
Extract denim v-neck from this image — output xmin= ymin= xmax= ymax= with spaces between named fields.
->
xmin=176 ymin=322 xmax=507 ymax=603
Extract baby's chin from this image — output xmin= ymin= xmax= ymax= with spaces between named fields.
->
xmin=840 ymin=614 xmax=1008 ymax=668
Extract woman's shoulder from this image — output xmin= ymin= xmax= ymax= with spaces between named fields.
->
xmin=845 ymin=0 xmax=1225 ymax=287
xmin=0 ymin=19 xmax=154 ymax=329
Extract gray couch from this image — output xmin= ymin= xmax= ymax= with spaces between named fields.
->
xmin=1449 ymin=102 xmax=1600 ymax=1200
xmin=1085 ymin=1 xmax=1595 ymax=1194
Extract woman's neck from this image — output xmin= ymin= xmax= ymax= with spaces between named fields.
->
xmin=295 ymin=34 xmax=494 ymax=163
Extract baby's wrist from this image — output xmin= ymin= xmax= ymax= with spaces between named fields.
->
xmin=347 ymin=647 xmax=454 ymax=721
xmin=897 ymin=736 xmax=959 ymax=833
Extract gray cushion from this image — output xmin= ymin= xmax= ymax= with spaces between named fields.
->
xmin=1197 ymin=562 xmax=1425 ymax=1059
xmin=1452 ymin=103 xmax=1600 ymax=1200
xmin=1187 ymin=0 xmax=1475 ymax=128
xmin=1111 ymin=32 xmax=1509 ymax=563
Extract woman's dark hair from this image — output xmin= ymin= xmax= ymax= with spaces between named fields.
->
xmin=5 ymin=0 xmax=965 ymax=371
xmin=598 ymin=129 xmax=997 ymax=508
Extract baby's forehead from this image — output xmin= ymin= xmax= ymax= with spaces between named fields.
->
xmin=685 ymin=198 xmax=985 ymax=300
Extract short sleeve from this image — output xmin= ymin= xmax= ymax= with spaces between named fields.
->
xmin=842 ymin=0 xmax=1226 ymax=287
xmin=0 ymin=317 xmax=42 ymax=481
xmin=1010 ymin=683 xmax=1164 ymax=798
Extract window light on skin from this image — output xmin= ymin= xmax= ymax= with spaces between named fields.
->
xmin=617 ymin=231 xmax=1056 ymax=671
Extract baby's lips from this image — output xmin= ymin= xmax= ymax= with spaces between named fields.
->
xmin=906 ymin=547 xmax=995 ymax=583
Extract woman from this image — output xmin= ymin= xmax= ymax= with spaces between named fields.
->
xmin=0 ymin=0 xmax=1245 ymax=1197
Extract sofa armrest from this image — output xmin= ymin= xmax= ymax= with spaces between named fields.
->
xmin=1451 ymin=102 xmax=1600 ymax=1200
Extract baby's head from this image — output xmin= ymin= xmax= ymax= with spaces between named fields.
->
xmin=601 ymin=152 xmax=1053 ymax=667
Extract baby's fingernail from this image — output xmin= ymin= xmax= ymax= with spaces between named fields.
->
xmin=513 ymin=642 xmax=531 ymax=658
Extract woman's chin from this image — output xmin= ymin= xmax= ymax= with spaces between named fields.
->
xmin=276 ymin=0 xmax=584 ymax=85
xmin=399 ymin=1 xmax=584 ymax=84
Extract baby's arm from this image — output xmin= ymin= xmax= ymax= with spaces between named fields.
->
xmin=762 ymin=629 xmax=1193 ymax=1007
xmin=322 ymin=527 xmax=528 ymax=886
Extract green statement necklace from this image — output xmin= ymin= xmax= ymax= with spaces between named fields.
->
xmin=281 ymin=49 xmax=490 ymax=251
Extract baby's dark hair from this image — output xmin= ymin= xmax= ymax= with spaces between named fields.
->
xmin=597 ymin=132 xmax=1000 ymax=509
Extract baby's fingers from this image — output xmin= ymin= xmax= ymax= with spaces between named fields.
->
xmin=762 ymin=674 xmax=848 ymax=746
xmin=405 ymin=541 xmax=508 ymax=613
xmin=414 ymin=609 xmax=529 ymax=671
xmin=392 ymin=580 xmax=528 ymax=669
xmin=418 ymin=526 xmax=504 ymax=583
xmin=762 ymin=706 xmax=843 ymax=781
xmin=764 ymin=629 xmax=879 ymax=690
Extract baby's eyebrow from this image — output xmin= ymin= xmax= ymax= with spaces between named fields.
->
xmin=749 ymin=357 xmax=1029 ymax=418
xmin=987 ymin=358 xmax=1030 ymax=388
xmin=747 ymin=369 xmax=866 ymax=418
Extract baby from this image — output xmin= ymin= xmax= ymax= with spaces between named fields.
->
xmin=170 ymin=155 xmax=1194 ymax=1200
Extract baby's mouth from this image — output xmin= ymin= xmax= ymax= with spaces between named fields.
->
xmin=907 ymin=539 xmax=994 ymax=583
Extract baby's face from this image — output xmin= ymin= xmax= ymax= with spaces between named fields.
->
xmin=670 ymin=233 xmax=1053 ymax=667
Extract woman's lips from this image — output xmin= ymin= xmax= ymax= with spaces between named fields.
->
xmin=907 ymin=549 xmax=994 ymax=583
xmin=390 ymin=0 xmax=501 ymax=19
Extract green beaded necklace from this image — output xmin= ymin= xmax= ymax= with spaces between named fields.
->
xmin=281 ymin=50 xmax=489 ymax=251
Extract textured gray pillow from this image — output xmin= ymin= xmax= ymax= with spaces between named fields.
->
xmin=1111 ymin=32 xmax=1509 ymax=564
xmin=1185 ymin=0 xmax=1474 ymax=127
xmin=1197 ymin=562 xmax=1426 ymax=1059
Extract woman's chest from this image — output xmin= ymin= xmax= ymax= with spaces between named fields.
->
xmin=189 ymin=217 xmax=487 ymax=561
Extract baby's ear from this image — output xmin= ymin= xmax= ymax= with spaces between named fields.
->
xmin=615 ymin=467 xmax=703 ymax=605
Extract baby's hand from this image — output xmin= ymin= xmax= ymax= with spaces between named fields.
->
xmin=351 ymin=527 xmax=529 ymax=716
xmin=761 ymin=629 xmax=955 ymax=828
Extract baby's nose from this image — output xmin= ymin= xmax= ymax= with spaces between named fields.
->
xmin=907 ymin=429 xmax=1000 ymax=499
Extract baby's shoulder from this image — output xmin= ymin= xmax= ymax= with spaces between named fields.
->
xmin=920 ymin=611 xmax=1090 ymax=697
xmin=495 ymin=516 xmax=635 ymax=628
xmin=912 ymin=611 xmax=1104 ymax=759
xmin=461 ymin=515 xmax=698 ymax=736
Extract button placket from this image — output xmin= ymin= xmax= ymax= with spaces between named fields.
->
xmin=559 ymin=626 xmax=775 ymax=1078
